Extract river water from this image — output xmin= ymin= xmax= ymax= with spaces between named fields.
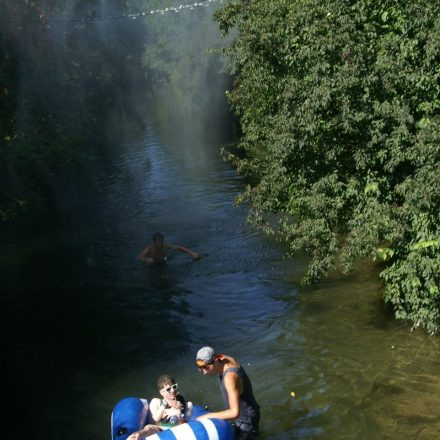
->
xmin=1 ymin=108 xmax=439 ymax=440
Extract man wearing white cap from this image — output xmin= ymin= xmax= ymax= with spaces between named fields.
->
xmin=195 ymin=346 xmax=260 ymax=439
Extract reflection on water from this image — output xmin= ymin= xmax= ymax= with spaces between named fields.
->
xmin=1 ymin=112 xmax=439 ymax=440
xmin=268 ymin=268 xmax=440 ymax=439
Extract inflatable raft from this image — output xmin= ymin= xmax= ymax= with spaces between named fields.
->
xmin=111 ymin=397 xmax=234 ymax=440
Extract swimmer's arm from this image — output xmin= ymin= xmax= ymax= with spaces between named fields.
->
xmin=138 ymin=246 xmax=154 ymax=264
xmin=166 ymin=243 xmax=201 ymax=260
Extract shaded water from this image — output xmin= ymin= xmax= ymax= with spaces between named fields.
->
xmin=1 ymin=109 xmax=439 ymax=440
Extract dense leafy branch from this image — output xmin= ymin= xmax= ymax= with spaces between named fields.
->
xmin=215 ymin=0 xmax=439 ymax=334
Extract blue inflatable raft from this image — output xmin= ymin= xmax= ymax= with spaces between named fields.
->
xmin=111 ymin=397 xmax=234 ymax=440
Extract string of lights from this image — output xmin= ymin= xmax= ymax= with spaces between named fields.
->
xmin=52 ymin=0 xmax=225 ymax=23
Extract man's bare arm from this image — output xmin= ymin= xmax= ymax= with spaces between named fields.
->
xmin=197 ymin=373 xmax=241 ymax=421
xmin=166 ymin=243 xmax=201 ymax=260
xmin=138 ymin=246 xmax=153 ymax=264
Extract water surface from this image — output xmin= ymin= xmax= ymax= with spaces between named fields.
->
xmin=1 ymin=110 xmax=439 ymax=440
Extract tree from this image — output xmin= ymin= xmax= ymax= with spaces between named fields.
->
xmin=0 ymin=0 xmax=148 ymax=225
xmin=215 ymin=0 xmax=440 ymax=333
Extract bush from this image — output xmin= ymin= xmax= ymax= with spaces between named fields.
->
xmin=215 ymin=0 xmax=440 ymax=333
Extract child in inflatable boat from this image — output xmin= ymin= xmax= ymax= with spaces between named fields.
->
xmin=127 ymin=374 xmax=193 ymax=439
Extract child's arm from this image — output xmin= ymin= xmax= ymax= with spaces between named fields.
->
xmin=150 ymin=398 xmax=180 ymax=422
xmin=149 ymin=398 xmax=166 ymax=422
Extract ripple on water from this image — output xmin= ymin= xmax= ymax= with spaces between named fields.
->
xmin=4 ymin=117 xmax=439 ymax=440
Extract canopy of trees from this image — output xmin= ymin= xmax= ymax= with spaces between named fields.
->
xmin=0 ymin=0 xmax=148 ymax=229
xmin=0 ymin=0 xmax=229 ymax=232
xmin=215 ymin=0 xmax=439 ymax=334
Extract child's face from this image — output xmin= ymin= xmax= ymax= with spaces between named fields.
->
xmin=159 ymin=382 xmax=178 ymax=398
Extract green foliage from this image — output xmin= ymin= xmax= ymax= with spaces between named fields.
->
xmin=0 ymin=0 xmax=148 ymax=223
xmin=138 ymin=0 xmax=232 ymax=142
xmin=0 ymin=0 xmax=232 ymax=225
xmin=215 ymin=0 xmax=440 ymax=333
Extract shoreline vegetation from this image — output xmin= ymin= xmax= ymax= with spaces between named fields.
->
xmin=214 ymin=0 xmax=439 ymax=334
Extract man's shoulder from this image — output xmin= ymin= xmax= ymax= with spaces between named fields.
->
xmin=223 ymin=366 xmax=241 ymax=379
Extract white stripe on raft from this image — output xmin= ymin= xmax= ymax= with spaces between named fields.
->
xmin=172 ymin=423 xmax=198 ymax=440
xmin=145 ymin=422 xmax=199 ymax=440
xmin=200 ymin=419 xmax=220 ymax=440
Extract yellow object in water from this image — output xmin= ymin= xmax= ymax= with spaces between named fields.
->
xmin=290 ymin=391 xmax=296 ymax=397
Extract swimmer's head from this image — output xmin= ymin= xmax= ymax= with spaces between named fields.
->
xmin=152 ymin=232 xmax=164 ymax=243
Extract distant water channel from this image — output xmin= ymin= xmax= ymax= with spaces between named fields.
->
xmin=1 ymin=109 xmax=439 ymax=440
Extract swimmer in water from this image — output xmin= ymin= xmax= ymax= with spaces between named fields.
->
xmin=138 ymin=232 xmax=201 ymax=266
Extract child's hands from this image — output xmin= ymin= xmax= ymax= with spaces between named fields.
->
xmin=164 ymin=407 xmax=181 ymax=418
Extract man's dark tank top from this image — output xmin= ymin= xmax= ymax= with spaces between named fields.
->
xmin=219 ymin=366 xmax=260 ymax=426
